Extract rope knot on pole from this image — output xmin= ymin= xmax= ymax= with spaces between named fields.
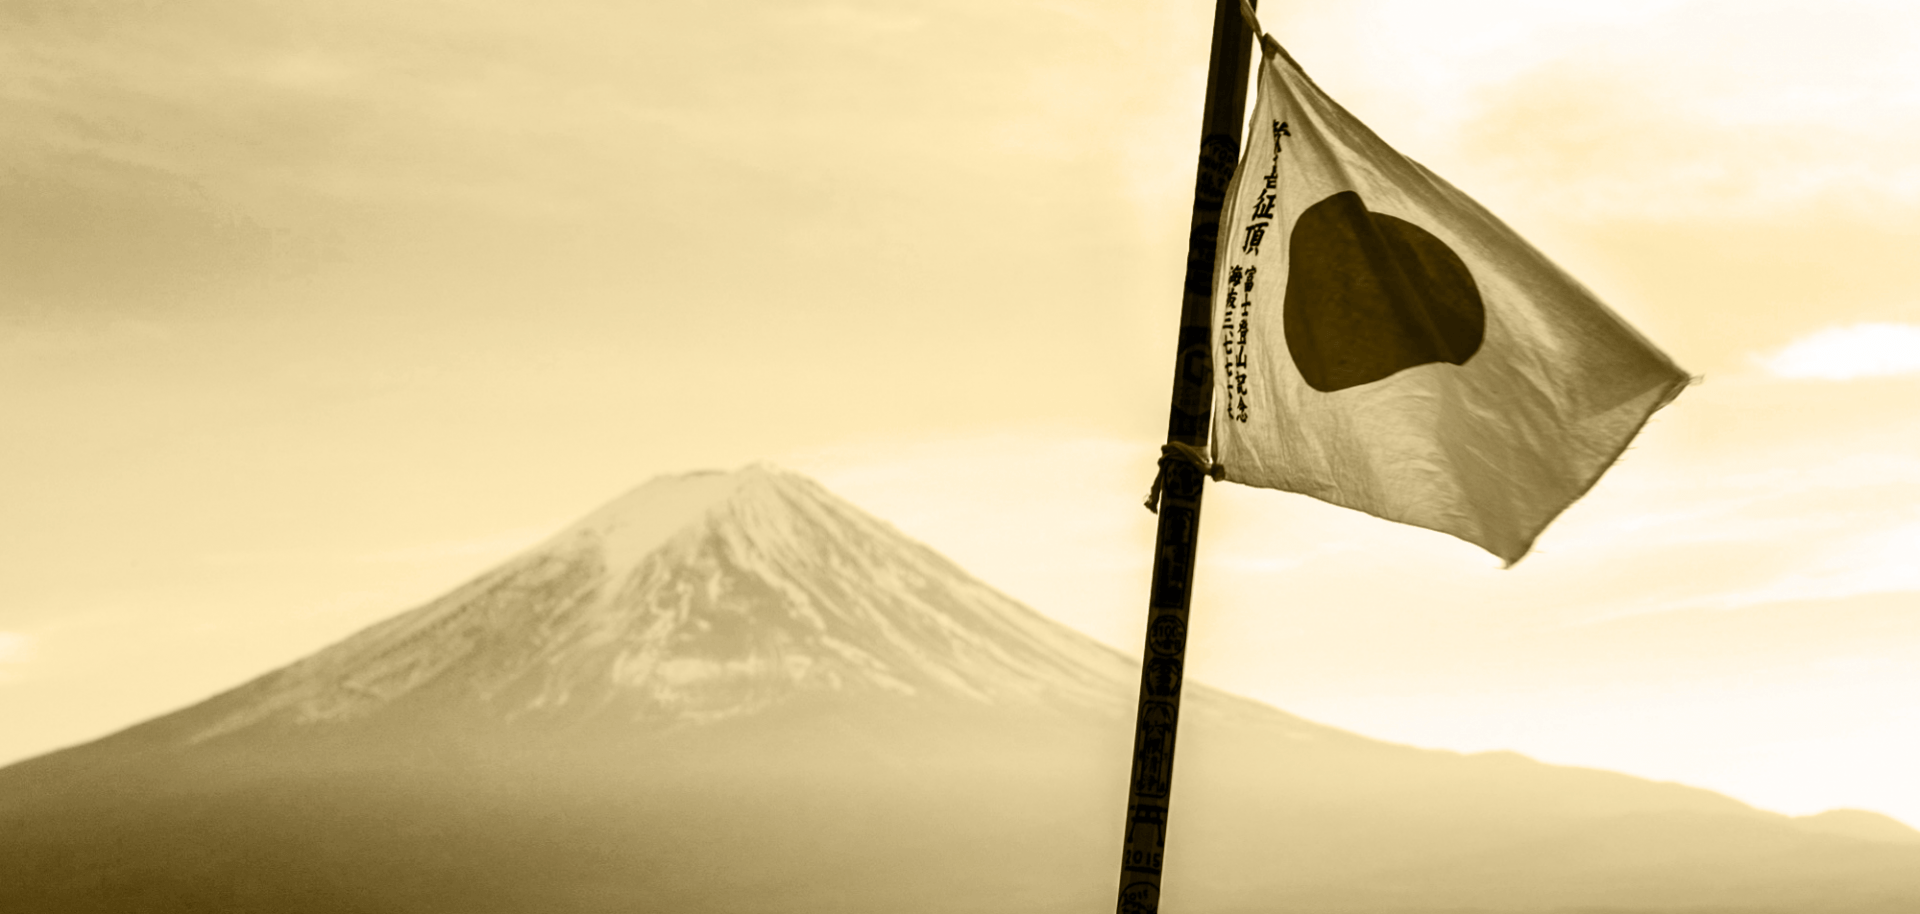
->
xmin=1144 ymin=442 xmax=1225 ymax=514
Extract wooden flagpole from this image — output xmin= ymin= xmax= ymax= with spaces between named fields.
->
xmin=1114 ymin=0 xmax=1256 ymax=912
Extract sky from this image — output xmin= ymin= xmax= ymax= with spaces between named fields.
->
xmin=4 ymin=0 xmax=1919 ymax=828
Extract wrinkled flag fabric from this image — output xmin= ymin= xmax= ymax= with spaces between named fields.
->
xmin=1210 ymin=39 xmax=1690 ymax=565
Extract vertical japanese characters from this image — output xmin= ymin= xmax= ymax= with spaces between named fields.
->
xmin=1220 ymin=119 xmax=1289 ymax=424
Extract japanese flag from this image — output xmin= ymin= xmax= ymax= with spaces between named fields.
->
xmin=1211 ymin=39 xmax=1689 ymax=565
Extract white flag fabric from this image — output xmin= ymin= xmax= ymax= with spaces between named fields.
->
xmin=1211 ymin=39 xmax=1690 ymax=565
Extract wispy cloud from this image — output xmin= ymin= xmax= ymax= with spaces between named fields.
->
xmin=1685 ymin=519 xmax=1920 ymax=608
xmin=0 ymin=632 xmax=33 ymax=682
xmin=199 ymin=526 xmax=553 ymax=569
xmin=350 ymin=527 xmax=556 ymax=565
xmin=1434 ymin=0 xmax=1920 ymax=221
xmin=1759 ymin=323 xmax=1920 ymax=379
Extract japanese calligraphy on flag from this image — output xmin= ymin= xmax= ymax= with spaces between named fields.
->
xmin=1211 ymin=38 xmax=1690 ymax=565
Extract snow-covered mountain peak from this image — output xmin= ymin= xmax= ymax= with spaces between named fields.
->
xmin=541 ymin=465 xmax=784 ymax=574
xmin=180 ymin=466 xmax=1164 ymax=740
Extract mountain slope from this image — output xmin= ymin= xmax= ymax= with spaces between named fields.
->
xmin=94 ymin=467 xmax=1299 ymax=746
xmin=2 ymin=466 xmax=1916 ymax=914
xmin=181 ymin=466 xmax=1151 ymax=735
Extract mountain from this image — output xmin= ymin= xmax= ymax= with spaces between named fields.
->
xmin=3 ymin=465 xmax=1917 ymax=914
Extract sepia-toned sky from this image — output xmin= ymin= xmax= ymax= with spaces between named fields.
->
xmin=5 ymin=0 xmax=1919 ymax=827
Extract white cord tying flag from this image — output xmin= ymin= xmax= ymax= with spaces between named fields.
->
xmin=1210 ymin=36 xmax=1691 ymax=566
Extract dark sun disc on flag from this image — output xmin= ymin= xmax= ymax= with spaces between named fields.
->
xmin=1283 ymin=190 xmax=1485 ymax=392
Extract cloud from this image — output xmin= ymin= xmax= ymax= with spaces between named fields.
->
xmin=1688 ymin=518 xmax=1920 ymax=609
xmin=1760 ymin=323 xmax=1920 ymax=379
xmin=198 ymin=527 xmax=554 ymax=569
xmin=0 ymin=632 xmax=31 ymax=666
xmin=352 ymin=528 xmax=556 ymax=565
xmin=1421 ymin=0 xmax=1920 ymax=223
